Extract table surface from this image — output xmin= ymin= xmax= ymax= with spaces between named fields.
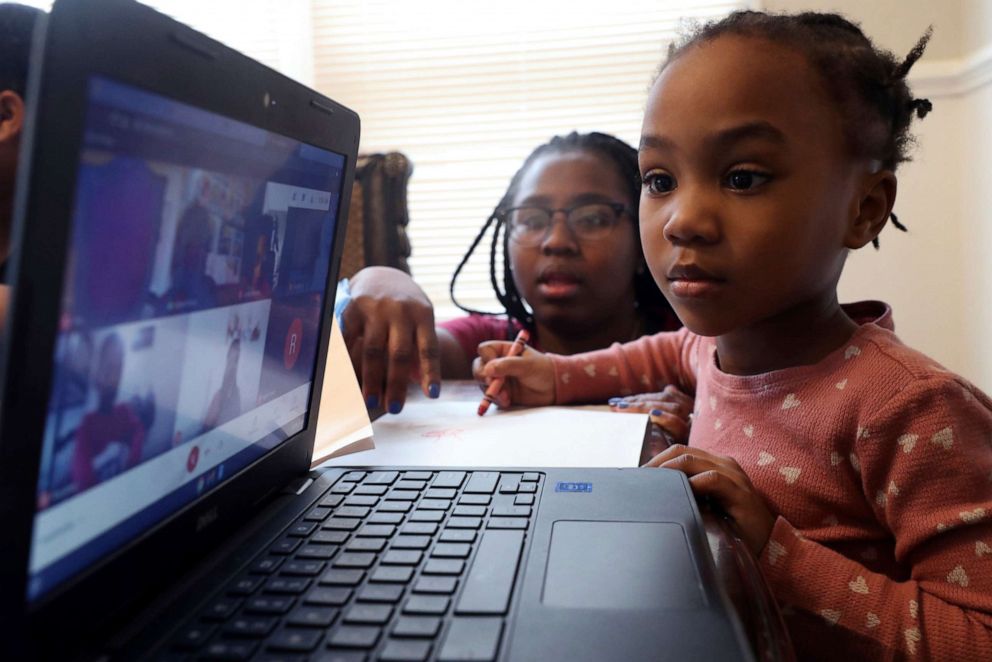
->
xmin=360 ymin=381 xmax=794 ymax=661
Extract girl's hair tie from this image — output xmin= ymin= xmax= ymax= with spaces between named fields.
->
xmin=909 ymin=97 xmax=933 ymax=119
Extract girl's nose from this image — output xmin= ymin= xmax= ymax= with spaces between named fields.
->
xmin=541 ymin=210 xmax=580 ymax=254
xmin=661 ymin=189 xmax=720 ymax=246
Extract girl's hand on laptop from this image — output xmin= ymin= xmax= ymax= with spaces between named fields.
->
xmin=343 ymin=267 xmax=441 ymax=413
xmin=608 ymin=385 xmax=693 ymax=443
xmin=473 ymin=342 xmax=556 ymax=408
xmin=643 ymin=442 xmax=776 ymax=556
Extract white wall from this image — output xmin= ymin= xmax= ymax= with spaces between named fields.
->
xmin=763 ymin=1 xmax=992 ymax=391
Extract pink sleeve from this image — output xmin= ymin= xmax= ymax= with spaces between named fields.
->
xmin=438 ymin=315 xmax=516 ymax=362
xmin=759 ymin=377 xmax=992 ymax=659
xmin=551 ymin=328 xmax=699 ymax=404
xmin=71 ymin=422 xmax=95 ymax=491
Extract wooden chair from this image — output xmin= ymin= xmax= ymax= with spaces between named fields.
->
xmin=339 ymin=152 xmax=413 ymax=279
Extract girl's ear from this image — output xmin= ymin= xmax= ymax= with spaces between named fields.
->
xmin=0 ymin=90 xmax=25 ymax=145
xmin=845 ymin=169 xmax=897 ymax=249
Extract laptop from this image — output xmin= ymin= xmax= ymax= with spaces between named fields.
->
xmin=0 ymin=1 xmax=752 ymax=660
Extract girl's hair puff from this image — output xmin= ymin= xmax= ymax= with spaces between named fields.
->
xmin=664 ymin=11 xmax=933 ymax=248
xmin=450 ymin=131 xmax=677 ymax=336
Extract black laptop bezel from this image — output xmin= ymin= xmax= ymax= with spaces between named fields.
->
xmin=0 ymin=0 xmax=359 ymax=655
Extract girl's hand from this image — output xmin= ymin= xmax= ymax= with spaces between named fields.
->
xmin=643 ymin=438 xmax=776 ymax=556
xmin=343 ymin=267 xmax=441 ymax=412
xmin=472 ymin=342 xmax=556 ymax=408
xmin=609 ymin=385 xmax=693 ymax=443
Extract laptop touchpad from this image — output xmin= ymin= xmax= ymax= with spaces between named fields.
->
xmin=542 ymin=521 xmax=703 ymax=609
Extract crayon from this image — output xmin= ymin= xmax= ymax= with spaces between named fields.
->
xmin=477 ymin=328 xmax=530 ymax=416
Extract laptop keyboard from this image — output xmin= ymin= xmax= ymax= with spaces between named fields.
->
xmin=166 ymin=470 xmax=543 ymax=662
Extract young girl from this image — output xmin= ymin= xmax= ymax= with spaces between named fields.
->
xmin=342 ymin=132 xmax=683 ymax=415
xmin=477 ymin=11 xmax=992 ymax=660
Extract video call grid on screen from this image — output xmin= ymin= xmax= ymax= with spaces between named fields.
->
xmin=27 ymin=76 xmax=346 ymax=601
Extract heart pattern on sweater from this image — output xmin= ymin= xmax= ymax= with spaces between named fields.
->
xmin=977 ymin=541 xmax=992 ymax=558
xmin=947 ymin=565 xmax=970 ymax=587
xmin=820 ymin=609 xmax=842 ymax=626
xmin=835 ymin=379 xmax=847 ymax=390
xmin=909 ymin=600 xmax=918 ymax=619
xmin=866 ymin=612 xmax=880 ymax=629
xmin=904 ymin=628 xmax=921 ymax=655
xmin=849 ymin=576 xmax=869 ymax=594
xmin=709 ymin=395 xmax=717 ymax=411
xmin=781 ymin=393 xmax=800 ymax=410
xmin=849 ymin=453 xmax=861 ymax=473
xmin=583 ymin=364 xmax=596 ymax=377
xmin=960 ymin=508 xmax=985 ymax=523
xmin=766 ymin=540 xmax=787 ymax=565
xmin=930 ymin=427 xmax=954 ymax=450
xmin=608 ymin=366 xmax=618 ymax=377
xmin=897 ymin=434 xmax=917 ymax=453
xmin=830 ymin=452 xmax=843 ymax=466
xmin=844 ymin=345 xmax=861 ymax=359
xmin=780 ymin=467 xmax=801 ymax=484
xmin=743 ymin=424 xmax=754 ymax=438
xmin=757 ymin=451 xmax=776 ymax=466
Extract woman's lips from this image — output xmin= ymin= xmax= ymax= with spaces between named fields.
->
xmin=537 ymin=271 xmax=582 ymax=299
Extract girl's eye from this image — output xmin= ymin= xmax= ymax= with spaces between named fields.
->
xmin=642 ymin=171 xmax=676 ymax=195
xmin=725 ymin=170 xmax=771 ymax=191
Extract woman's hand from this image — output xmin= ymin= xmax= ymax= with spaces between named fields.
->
xmin=472 ymin=341 xmax=556 ymax=409
xmin=643 ymin=440 xmax=776 ymax=556
xmin=608 ymin=385 xmax=693 ymax=443
xmin=342 ymin=267 xmax=441 ymax=413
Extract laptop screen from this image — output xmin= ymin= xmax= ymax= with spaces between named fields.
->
xmin=26 ymin=76 xmax=345 ymax=602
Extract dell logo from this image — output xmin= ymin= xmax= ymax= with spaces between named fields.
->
xmin=195 ymin=507 xmax=219 ymax=532
xmin=555 ymin=482 xmax=593 ymax=493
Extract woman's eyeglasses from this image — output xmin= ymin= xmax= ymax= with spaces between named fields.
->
xmin=501 ymin=202 xmax=630 ymax=246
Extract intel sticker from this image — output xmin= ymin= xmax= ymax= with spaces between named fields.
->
xmin=555 ymin=481 xmax=593 ymax=493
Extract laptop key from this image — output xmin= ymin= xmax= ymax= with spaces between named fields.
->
xmin=370 ymin=566 xmax=414 ymax=583
xmin=344 ymin=603 xmax=393 ymax=625
xmin=305 ymin=587 xmax=352 ymax=606
xmin=498 ymin=476 xmax=520 ymax=494
xmin=319 ymin=494 xmax=345 ymax=508
xmin=253 ymin=655 xmax=308 ymax=662
xmin=170 ymin=622 xmax=215 ymax=649
xmin=223 ymin=615 xmax=277 ymax=638
xmin=456 ymin=530 xmax=523 ymax=615
xmin=439 ymin=529 xmax=476 ymax=543
xmin=431 ymin=543 xmax=470 ymax=559
xmin=267 ymin=628 xmax=322 ymax=653
xmin=265 ymin=577 xmax=310 ymax=595
xmin=518 ymin=482 xmax=538 ymax=494
xmin=394 ymin=480 xmax=427 ymax=491
xmin=392 ymin=616 xmax=442 ymax=638
xmin=343 ymin=496 xmax=378 ymax=507
xmin=200 ymin=597 xmax=240 ymax=621
xmin=327 ymin=625 xmax=381 ymax=648
xmin=334 ymin=506 xmax=371 ymax=518
xmin=330 ymin=482 xmax=356 ymax=494
xmin=357 ymin=583 xmax=404 ymax=603
xmin=365 ymin=470 xmax=400 ymax=485
xmin=304 ymin=507 xmax=332 ymax=522
xmin=513 ymin=494 xmax=535 ymax=506
xmin=346 ymin=538 xmax=386 ymax=553
xmin=492 ymin=505 xmax=532 ymax=517
xmin=368 ymin=512 xmax=404 ymax=525
xmin=356 ymin=524 xmax=395 ymax=537
xmin=381 ymin=550 xmax=422 ymax=565
xmin=312 ymin=653 xmax=366 ymax=662
xmin=296 ymin=545 xmax=337 ymax=560
xmin=311 ymin=530 xmax=348 ymax=545
xmin=400 ymin=522 xmax=437 ymax=536
xmin=412 ymin=576 xmax=458 ymax=594
xmin=323 ymin=517 xmax=362 ymax=531
xmin=281 ymin=560 xmax=325 ymax=576
xmin=378 ymin=501 xmax=412 ymax=513
xmin=385 ymin=490 xmax=419 ymax=501
xmin=437 ymin=618 xmax=503 ymax=662
xmin=269 ymin=538 xmax=302 ymax=555
xmin=352 ymin=484 xmax=388 ymax=496
xmin=245 ymin=595 xmax=295 ymax=615
xmin=432 ymin=471 xmax=465 ymax=489
xmin=408 ymin=510 xmax=444 ymax=523
xmin=446 ymin=517 xmax=482 ymax=530
xmin=287 ymin=522 xmax=317 ymax=537
xmin=333 ymin=552 xmax=376 ymax=569
xmin=320 ymin=569 xmax=364 ymax=586
xmin=402 ymin=595 xmax=449 ymax=615
xmin=249 ymin=556 xmax=283 ymax=574
xmin=199 ymin=639 xmax=257 ymax=660
xmin=487 ymin=517 xmax=528 ymax=530
xmin=423 ymin=559 xmax=464 ymax=575
xmin=424 ymin=488 xmax=456 ymax=499
xmin=417 ymin=499 xmax=451 ymax=511
xmin=452 ymin=505 xmax=486 ymax=517
xmin=458 ymin=494 xmax=491 ymax=506
xmin=403 ymin=471 xmax=432 ymax=480
xmin=285 ymin=606 xmax=338 ymax=628
xmin=343 ymin=471 xmax=367 ymax=482
xmin=390 ymin=535 xmax=431 ymax=550
xmin=228 ymin=575 xmax=264 ymax=596
xmin=379 ymin=639 xmax=431 ymax=662
xmin=464 ymin=471 xmax=499 ymax=494
xmin=521 ymin=472 xmax=540 ymax=482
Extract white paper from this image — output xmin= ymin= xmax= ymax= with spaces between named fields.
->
xmin=312 ymin=318 xmax=374 ymax=466
xmin=322 ymin=400 xmax=646 ymax=468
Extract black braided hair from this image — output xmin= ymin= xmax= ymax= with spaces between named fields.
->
xmin=663 ymin=11 xmax=932 ymax=248
xmin=449 ymin=131 xmax=679 ymax=338
xmin=0 ymin=3 xmax=43 ymax=97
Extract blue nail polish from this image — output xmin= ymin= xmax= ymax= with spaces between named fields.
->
xmin=617 ymin=402 xmax=629 ymax=409
xmin=388 ymin=401 xmax=403 ymax=415
xmin=365 ymin=394 xmax=379 ymax=410
xmin=428 ymin=382 xmax=441 ymax=399
xmin=608 ymin=397 xmax=621 ymax=405
xmin=650 ymin=409 xmax=662 ymax=416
